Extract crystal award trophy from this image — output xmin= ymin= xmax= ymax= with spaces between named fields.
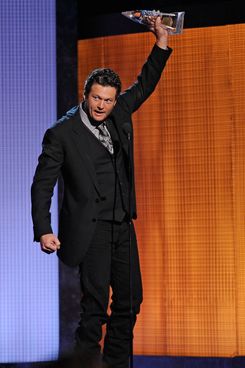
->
xmin=121 ymin=10 xmax=185 ymax=35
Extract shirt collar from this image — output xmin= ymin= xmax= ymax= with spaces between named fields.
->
xmin=79 ymin=102 xmax=99 ymax=133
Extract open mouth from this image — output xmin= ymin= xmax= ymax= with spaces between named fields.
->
xmin=94 ymin=111 xmax=105 ymax=115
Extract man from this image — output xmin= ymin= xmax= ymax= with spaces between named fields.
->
xmin=31 ymin=17 xmax=172 ymax=368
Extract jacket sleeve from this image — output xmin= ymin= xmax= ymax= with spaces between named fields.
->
xmin=31 ymin=128 xmax=64 ymax=241
xmin=118 ymin=44 xmax=172 ymax=114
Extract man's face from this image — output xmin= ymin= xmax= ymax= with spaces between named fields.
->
xmin=85 ymin=83 xmax=117 ymax=122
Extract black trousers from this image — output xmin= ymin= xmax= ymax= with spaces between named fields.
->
xmin=75 ymin=220 xmax=143 ymax=368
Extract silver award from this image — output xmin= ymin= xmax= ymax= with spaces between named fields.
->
xmin=121 ymin=10 xmax=185 ymax=35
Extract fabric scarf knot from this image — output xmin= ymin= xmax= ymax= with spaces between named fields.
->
xmin=96 ymin=123 xmax=114 ymax=155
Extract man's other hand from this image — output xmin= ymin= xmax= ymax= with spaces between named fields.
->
xmin=40 ymin=233 xmax=61 ymax=253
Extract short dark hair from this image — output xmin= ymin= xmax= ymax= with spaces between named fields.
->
xmin=84 ymin=68 xmax=121 ymax=98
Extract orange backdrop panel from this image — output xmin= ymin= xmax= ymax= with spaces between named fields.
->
xmin=78 ymin=24 xmax=245 ymax=357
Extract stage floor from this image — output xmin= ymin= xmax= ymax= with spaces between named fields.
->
xmin=2 ymin=356 xmax=245 ymax=368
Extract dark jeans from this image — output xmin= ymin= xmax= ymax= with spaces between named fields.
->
xmin=75 ymin=220 xmax=143 ymax=368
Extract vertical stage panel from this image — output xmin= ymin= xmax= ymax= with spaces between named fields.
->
xmin=0 ymin=0 xmax=59 ymax=363
xmin=78 ymin=24 xmax=245 ymax=357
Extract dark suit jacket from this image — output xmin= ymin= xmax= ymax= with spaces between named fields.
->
xmin=31 ymin=44 xmax=172 ymax=267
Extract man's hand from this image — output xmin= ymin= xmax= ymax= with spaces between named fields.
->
xmin=40 ymin=233 xmax=61 ymax=253
xmin=147 ymin=16 xmax=169 ymax=50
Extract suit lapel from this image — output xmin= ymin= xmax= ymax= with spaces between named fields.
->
xmin=71 ymin=111 xmax=101 ymax=196
xmin=106 ymin=116 xmax=129 ymax=157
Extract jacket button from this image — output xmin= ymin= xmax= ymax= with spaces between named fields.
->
xmin=95 ymin=198 xmax=99 ymax=203
xmin=101 ymin=196 xmax=106 ymax=201
xmin=92 ymin=218 xmax=97 ymax=222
